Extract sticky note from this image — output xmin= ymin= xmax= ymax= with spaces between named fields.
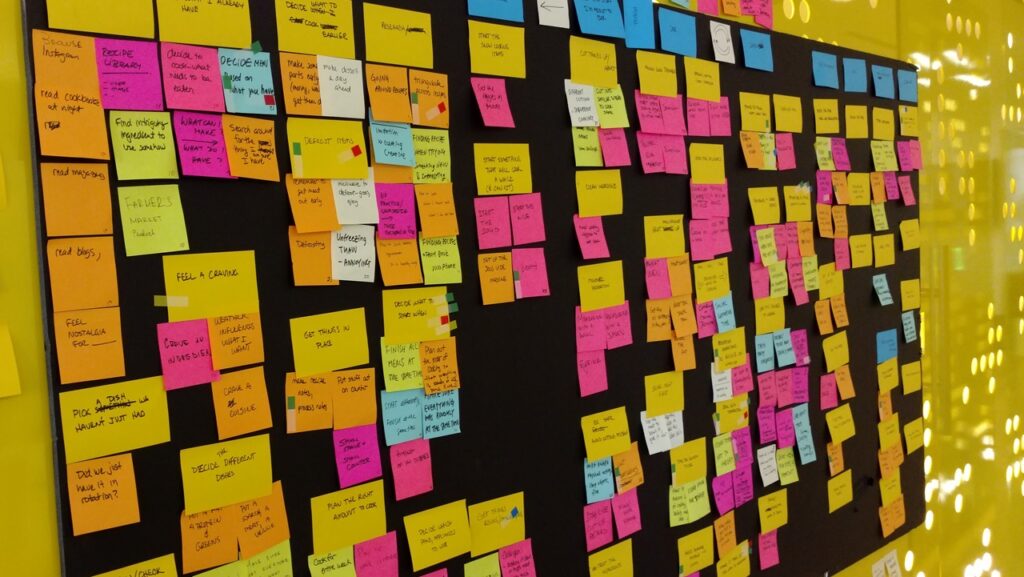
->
xmin=47 ymin=237 xmax=118 ymax=313
xmin=898 ymin=69 xmax=918 ymax=103
xmin=474 ymin=143 xmax=532 ymax=195
xmin=757 ymin=489 xmax=788 ymax=532
xmin=93 ymin=555 xmax=178 ymax=577
xmin=223 ymin=114 xmax=280 ymax=181
xmin=334 ymin=424 xmax=382 ymax=488
xmin=162 ymin=250 xmax=258 ymax=322
xmin=677 ymin=526 xmax=714 ymax=575
xmin=685 ymin=57 xmax=721 ymax=102
xmin=469 ymin=20 xmax=526 ymax=78
xmin=690 ymin=143 xmax=725 ymax=184
xmin=644 ymin=215 xmax=686 ymax=258
xmin=156 ymin=0 xmax=251 ymax=48
xmin=740 ymin=29 xmax=773 ymax=72
xmin=659 ymin=8 xmax=697 ymax=56
xmin=825 ymin=403 xmax=856 ymax=444
xmin=173 ymin=112 xmax=232 ymax=178
xmin=95 ymin=38 xmax=161 ymax=110
xmin=469 ymin=0 xmax=524 ymax=22
xmin=363 ymin=3 xmax=433 ymax=69
xmin=369 ymin=119 xmax=415 ymax=167
xmin=472 ymin=77 xmax=515 ymax=127
xmin=872 ymin=65 xmax=896 ymax=99
xmin=48 ymin=0 xmax=154 ymax=37
xmin=420 ymin=337 xmax=461 ymax=394
xmin=275 ymin=0 xmax=354 ymax=57
xmin=67 ymin=453 xmax=139 ymax=536
xmin=180 ymin=434 xmax=271 ymax=513
xmin=469 ymin=492 xmax=525 ymax=556
xmin=773 ymin=94 xmax=802 ymax=133
xmin=391 ymin=438 xmax=433 ymax=501
xmin=624 ymin=0 xmax=656 ymax=49
xmin=312 ymin=480 xmax=387 ymax=554
xmin=39 ymin=163 xmax=111 ymax=237
xmin=644 ymin=371 xmax=684 ymax=417
xmin=465 ymin=554 xmax=500 ymax=577
xmin=59 ymin=376 xmax=169 ymax=463
xmin=873 ymin=107 xmax=896 ymax=140
xmin=420 ymin=235 xmax=463 ymax=285
xmin=117 ymin=185 xmax=188 ymax=256
xmin=290 ymin=308 xmax=369 ymax=376
xmin=576 ymin=0 xmax=626 ymax=38
xmin=409 ymin=69 xmax=449 ymax=128
xmin=382 ymin=286 xmax=449 ymax=343
xmin=710 ymin=21 xmax=736 ymax=64
xmin=739 ymin=92 xmax=772 ymax=133
xmin=581 ymin=406 xmax=631 ymax=461
xmin=812 ymin=51 xmax=839 ymax=89
xmin=209 ymin=366 xmax=272 ymax=440
xmin=364 ymin=63 xmax=412 ymax=124
xmin=823 ymin=331 xmax=849 ymax=372
xmin=219 ymin=49 xmax=276 ymax=115
xmin=508 ymin=193 xmax=545 ymax=245
xmin=570 ymin=36 xmax=618 ymax=87
xmin=814 ymin=99 xmax=840 ymax=134
xmin=403 ymin=500 xmax=472 ymax=570
xmin=288 ymin=117 xmax=367 ymax=179
xmin=828 ymin=469 xmax=853 ymax=512
xmin=843 ymin=57 xmax=867 ymax=92
xmin=51 ymin=307 xmax=124 ymax=386
xmin=877 ymin=328 xmax=899 ymax=363
xmin=157 ymin=319 xmax=219 ymax=390
xmin=577 ymin=261 xmax=624 ymax=312
xmin=160 ymin=43 xmax=225 ymax=113
xmin=33 ymin=33 xmax=109 ymax=159
xmin=594 ymin=86 xmax=629 ymax=128
xmin=109 ymin=111 xmax=178 ymax=180
xmin=588 ymin=538 xmax=632 ymax=577
xmin=576 ymin=170 xmax=623 ymax=217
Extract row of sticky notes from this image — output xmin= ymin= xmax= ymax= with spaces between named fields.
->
xmin=812 ymin=51 xmax=918 ymax=103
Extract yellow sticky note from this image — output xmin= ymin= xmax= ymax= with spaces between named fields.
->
xmin=902 ymin=361 xmax=922 ymax=394
xmin=818 ymin=262 xmax=844 ymax=299
xmin=636 ymin=50 xmax=677 ymax=97
xmin=420 ymin=235 xmax=462 ymax=285
xmin=690 ymin=143 xmax=725 ymax=184
xmin=880 ymin=468 xmax=902 ymax=506
xmin=713 ymin=327 xmax=746 ymax=372
xmin=693 ymin=257 xmax=730 ymax=303
xmin=874 ymin=234 xmax=896 ymax=267
xmin=94 ymin=555 xmax=177 ymax=577
xmin=49 ymin=0 xmax=154 ymax=37
xmin=468 ymin=492 xmax=525 ymax=556
xmin=588 ymin=538 xmax=633 ymax=577
xmin=870 ymin=141 xmax=899 ymax=172
xmin=845 ymin=105 xmax=869 ymax=139
xmin=670 ymin=437 xmax=707 ymax=485
xmin=754 ymin=297 xmax=786 ymax=335
xmin=156 ymin=0 xmax=250 ymax=48
xmin=180 ymin=434 xmax=272 ymax=513
xmin=825 ymin=403 xmax=856 ymax=444
xmin=813 ymin=99 xmax=840 ymax=134
xmin=757 ymin=489 xmax=788 ymax=533
xmin=363 ymin=3 xmax=433 ymax=69
xmin=716 ymin=540 xmax=750 ymax=577
xmin=748 ymin=186 xmax=780 ymax=225
xmin=308 ymin=547 xmax=355 ymax=576
xmin=846 ymin=173 xmax=870 ymax=206
xmin=382 ymin=286 xmax=449 ymax=343
xmin=773 ymin=94 xmax=803 ymax=133
xmin=109 ymin=111 xmax=178 ymax=180
xmin=904 ymin=417 xmax=924 ymax=454
xmin=162 ymin=251 xmax=258 ymax=322
xmin=900 ymin=219 xmax=921 ymax=250
xmin=677 ymin=526 xmax=714 ymax=575
xmin=901 ymin=278 xmax=921 ymax=311
xmin=739 ymin=92 xmax=772 ymax=133
xmin=715 ymin=394 xmax=749 ymax=434
xmin=0 ymin=324 xmax=21 ymax=398
xmin=777 ymin=447 xmax=799 ymax=485
xmin=474 ymin=143 xmax=532 ymax=195
xmin=288 ymin=117 xmax=369 ymax=180
xmin=879 ymin=413 xmax=902 ymax=449
xmin=645 ymin=371 xmax=684 ymax=417
xmin=899 ymin=105 xmax=919 ymax=137
xmin=783 ymin=185 xmax=811 ymax=222
xmin=684 ymin=57 xmax=720 ymax=102
xmin=581 ymin=406 xmax=631 ymax=461
xmin=311 ymin=480 xmax=387 ymax=554
xmin=468 ymin=20 xmax=526 ymax=78
xmin=570 ymin=36 xmax=618 ymax=88
xmin=712 ymin=433 xmax=736 ymax=475
xmin=465 ymin=554 xmax=501 ymax=577
xmin=290 ymin=308 xmax=369 ymax=376
xmin=823 ymin=331 xmax=850 ymax=372
xmin=577 ymin=169 xmax=623 ymax=217
xmin=877 ymin=357 xmax=899 ymax=392
xmin=577 ymin=261 xmax=624 ymax=312
xmin=828 ymin=469 xmax=853 ymax=512
xmin=276 ymin=0 xmax=354 ymax=57
xmin=60 ymin=376 xmax=170 ymax=463
xmin=403 ymin=500 xmax=472 ymax=570
xmin=849 ymin=234 xmax=873 ymax=268
xmin=644 ymin=215 xmax=686 ymax=258
xmin=873 ymin=107 xmax=896 ymax=140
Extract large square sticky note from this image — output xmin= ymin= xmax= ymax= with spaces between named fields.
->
xmin=577 ymin=260 xmax=624 ymax=312
xmin=109 ymin=111 xmax=178 ymax=180
xmin=468 ymin=20 xmax=526 ymax=78
xmin=117 ymin=185 xmax=189 ymax=256
xmin=474 ymin=143 xmax=532 ymax=195
xmin=156 ymin=0 xmax=250 ymax=48
xmin=288 ymin=117 xmax=368 ymax=179
xmin=363 ymin=3 xmax=433 ymax=69
xmin=311 ymin=480 xmax=387 ymax=553
xmin=403 ymin=500 xmax=472 ymax=570
xmin=163 ymin=251 xmax=259 ymax=322
xmin=290 ymin=308 xmax=369 ymax=375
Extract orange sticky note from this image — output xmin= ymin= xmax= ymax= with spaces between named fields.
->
xmin=667 ymin=255 xmax=693 ymax=297
xmin=212 ymin=366 xmax=273 ymax=440
xmin=671 ymin=335 xmax=697 ymax=371
xmin=366 ymin=63 xmax=412 ymax=123
xmin=409 ymin=69 xmax=449 ymax=128
xmin=646 ymin=298 xmax=673 ymax=342
xmin=830 ymin=296 xmax=850 ymax=328
xmin=40 ymin=162 xmax=112 ymax=236
xmin=374 ymin=161 xmax=414 ymax=184
xmin=479 ymin=252 xmax=515 ymax=305
xmin=813 ymin=300 xmax=834 ymax=335
xmin=332 ymin=368 xmax=378 ymax=429
xmin=181 ymin=506 xmax=240 ymax=573
xmin=288 ymin=227 xmax=337 ymax=286
xmin=67 ymin=453 xmax=139 ymax=536
xmin=285 ymin=175 xmax=340 ymax=233
xmin=415 ymin=183 xmax=459 ymax=238
xmin=376 ymin=237 xmax=424 ymax=286
xmin=53 ymin=307 xmax=125 ymax=385
xmin=235 ymin=480 xmax=290 ymax=558
xmin=209 ymin=313 xmax=265 ymax=371
xmin=420 ymin=337 xmax=461 ymax=395
xmin=714 ymin=510 xmax=737 ymax=556
xmin=280 ymin=52 xmax=322 ymax=116
xmin=879 ymin=496 xmax=905 ymax=537
xmin=835 ymin=364 xmax=855 ymax=399
xmin=612 ymin=442 xmax=644 ymax=493
xmin=223 ymin=114 xmax=281 ymax=181
xmin=285 ymin=372 xmax=334 ymax=433
xmin=47 ymin=236 xmax=119 ymax=313
xmin=832 ymin=205 xmax=849 ymax=238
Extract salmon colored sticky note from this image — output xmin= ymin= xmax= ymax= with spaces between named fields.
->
xmin=179 ymin=433 xmax=273 ymax=514
xmin=391 ymin=438 xmax=433 ymax=500
xmin=222 ymin=114 xmax=280 ymax=181
xmin=363 ymin=3 xmax=433 ymax=69
xmin=53 ymin=307 xmax=125 ymax=385
xmin=67 ymin=453 xmax=139 ymax=536
xmin=40 ymin=162 xmax=112 ymax=237
xmin=181 ymin=506 xmax=240 ymax=573
xmin=47 ymin=236 xmax=119 ymax=313
xmin=235 ymin=480 xmax=290 ymax=558
xmin=410 ymin=69 xmax=450 ymax=128
xmin=157 ymin=318 xmax=220 ymax=390
xmin=280 ymin=53 xmax=322 ymax=116
xmin=160 ymin=43 xmax=225 ymax=112
xmin=60 ymin=376 xmax=170 ymax=463
xmin=208 ymin=313 xmax=264 ymax=371
xmin=377 ymin=237 xmax=424 ymax=286
xmin=156 ymin=0 xmax=251 ymax=48
xmin=480 ymin=252 xmax=516 ymax=305
xmin=468 ymin=20 xmax=526 ymax=79
xmin=286 ymin=175 xmax=340 ymax=233
xmin=403 ymin=500 xmax=472 ymax=570
xmin=290 ymin=308 xmax=369 ymax=376
xmin=289 ymin=227 xmax=337 ymax=286
xmin=212 ymin=366 xmax=273 ymax=440
xmin=366 ymin=63 xmax=413 ymax=123
xmin=285 ymin=372 xmax=334 ymax=433
xmin=468 ymin=492 xmax=526 ymax=556
xmin=94 ymin=555 xmax=178 ymax=577
xmin=332 ymin=367 xmax=377 ymax=429
xmin=416 ymin=183 xmax=459 ymax=238
xmin=420 ymin=337 xmax=461 ymax=394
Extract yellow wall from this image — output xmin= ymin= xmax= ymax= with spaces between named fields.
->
xmin=3 ymin=1 xmax=1021 ymax=576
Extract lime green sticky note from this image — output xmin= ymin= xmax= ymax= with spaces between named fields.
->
xmin=381 ymin=338 xmax=424 ymax=391
xmin=117 ymin=185 xmax=189 ymax=256
xmin=465 ymin=553 xmax=501 ymax=577
xmin=419 ymin=235 xmax=462 ymax=285
xmin=594 ymin=86 xmax=629 ymax=128
xmin=108 ymin=111 xmax=179 ymax=180
xmin=572 ymin=127 xmax=604 ymax=167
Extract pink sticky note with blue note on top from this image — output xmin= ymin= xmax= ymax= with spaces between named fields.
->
xmin=334 ymin=424 xmax=382 ymax=488
xmin=376 ymin=183 xmax=418 ymax=239
xmin=474 ymin=196 xmax=512 ymax=249
xmin=157 ymin=319 xmax=220 ymax=390
xmin=161 ymin=43 xmax=225 ymax=112
xmin=95 ymin=38 xmax=163 ymax=111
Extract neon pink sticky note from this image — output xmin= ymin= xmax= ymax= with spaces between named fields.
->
xmin=791 ymin=330 xmax=810 ymax=366
xmin=637 ymin=132 xmax=666 ymax=174
xmin=776 ymin=408 xmax=796 ymax=448
xmin=773 ymin=225 xmax=788 ymax=261
xmin=576 ymin=306 xmax=607 ymax=352
xmin=421 ymin=570 xmax=448 ymax=577
xmin=791 ymin=366 xmax=809 ymax=404
xmin=686 ymin=99 xmax=711 ymax=136
xmin=161 ymin=43 xmax=224 ymax=112
xmin=603 ymin=302 xmax=633 ymax=349
xmin=661 ymin=95 xmax=687 ymax=135
xmin=750 ymin=263 xmax=770 ymax=299
xmin=376 ymin=183 xmax=418 ymax=239
xmin=574 ymin=214 xmax=610 ymax=260
xmin=816 ymin=171 xmax=833 ymax=204
xmin=471 ymin=77 xmax=515 ymax=128
xmin=390 ymin=438 xmax=433 ymax=500
xmin=696 ymin=300 xmax=718 ymax=338
xmin=509 ymin=193 xmax=545 ymax=245
xmin=787 ymin=259 xmax=809 ymax=305
xmin=831 ymin=138 xmax=851 ymax=171
xmin=636 ymin=91 xmax=667 ymax=133
xmin=896 ymin=141 xmax=915 ymax=171
xmin=749 ymin=0 xmax=774 ymax=28
xmin=820 ymin=373 xmax=839 ymax=410
xmin=355 ymin=531 xmax=399 ymax=577
xmin=759 ymin=530 xmax=781 ymax=570
xmin=908 ymin=140 xmax=923 ymax=169
xmin=758 ymin=371 xmax=778 ymax=405
xmin=884 ymin=172 xmax=900 ymax=200
xmin=512 ymin=247 xmax=550 ymax=298
xmin=732 ymin=359 xmax=754 ymax=395
xmin=583 ymin=501 xmax=614 ymax=552
xmin=711 ymin=474 xmax=735 ymax=514
xmin=611 ymin=488 xmax=642 ymax=538
xmin=758 ymin=405 xmax=777 ymax=443
xmin=709 ymin=96 xmax=732 ymax=136
xmin=578 ymin=350 xmax=608 ymax=397
xmin=732 ymin=426 xmax=754 ymax=465
xmin=698 ymin=0 xmax=720 ymax=14
xmin=733 ymin=465 xmax=755 ymax=506
xmin=775 ymin=368 xmax=793 ymax=407
xmin=645 ymin=258 xmax=673 ymax=299
xmin=691 ymin=183 xmax=730 ymax=219
xmin=690 ymin=218 xmax=731 ymax=262
xmin=96 ymin=38 xmax=163 ymax=110
xmin=661 ymin=135 xmax=689 ymax=174
xmin=834 ymin=238 xmax=851 ymax=271
xmin=499 ymin=539 xmax=537 ymax=577
xmin=598 ymin=128 xmax=631 ymax=167
xmin=776 ymin=133 xmax=797 ymax=170
xmin=334 ymin=424 xmax=383 ymax=488
xmin=474 ymin=196 xmax=513 ymax=249
xmin=157 ymin=319 xmax=219 ymax=390
xmin=174 ymin=111 xmax=233 ymax=178
xmin=898 ymin=175 xmax=917 ymax=205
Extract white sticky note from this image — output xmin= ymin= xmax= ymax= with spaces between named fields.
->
xmin=538 ymin=0 xmax=570 ymax=28
xmin=332 ymin=225 xmax=376 ymax=282
xmin=333 ymin=170 xmax=379 ymax=224
xmin=318 ymin=56 xmax=365 ymax=119
xmin=565 ymin=80 xmax=600 ymax=127
xmin=710 ymin=21 xmax=736 ymax=64
xmin=640 ymin=410 xmax=685 ymax=454
xmin=757 ymin=444 xmax=779 ymax=486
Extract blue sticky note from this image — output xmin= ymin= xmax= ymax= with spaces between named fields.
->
xmin=872 ymin=274 xmax=894 ymax=306
xmin=740 ymin=29 xmax=773 ymax=72
xmin=584 ymin=458 xmax=615 ymax=503
xmin=755 ymin=334 xmax=775 ymax=373
xmin=575 ymin=0 xmax=626 ymax=39
xmin=902 ymin=311 xmax=918 ymax=343
xmin=898 ymin=69 xmax=918 ymax=103
xmin=773 ymin=329 xmax=796 ymax=368
xmin=369 ymin=120 xmax=415 ymax=166
xmin=468 ymin=0 xmax=524 ymax=22
xmin=219 ymin=48 xmax=277 ymax=115
xmin=712 ymin=293 xmax=736 ymax=332
xmin=658 ymin=8 xmax=697 ymax=57
xmin=381 ymin=389 xmax=423 ymax=446
xmin=843 ymin=57 xmax=867 ymax=93
xmin=623 ymin=0 xmax=656 ymax=49
xmin=872 ymin=65 xmax=896 ymax=99
xmin=423 ymin=390 xmax=460 ymax=439
xmin=811 ymin=51 xmax=839 ymax=89
xmin=792 ymin=403 xmax=817 ymax=464
xmin=876 ymin=328 xmax=899 ymax=363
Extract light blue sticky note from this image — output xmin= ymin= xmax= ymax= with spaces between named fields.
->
xmin=843 ymin=58 xmax=867 ymax=93
xmin=898 ymin=69 xmax=918 ymax=103
xmin=381 ymin=389 xmax=423 ymax=446
xmin=872 ymin=274 xmax=894 ymax=306
xmin=575 ymin=0 xmax=626 ymax=39
xmin=219 ymin=48 xmax=277 ymax=115
xmin=739 ymin=29 xmax=773 ymax=72
xmin=423 ymin=390 xmax=460 ymax=439
xmin=468 ymin=0 xmax=524 ymax=22
xmin=712 ymin=293 xmax=736 ymax=332
xmin=811 ymin=51 xmax=839 ymax=89
xmin=755 ymin=334 xmax=775 ymax=374
xmin=877 ymin=328 xmax=899 ymax=363
xmin=872 ymin=65 xmax=896 ymax=99
xmin=773 ymin=328 xmax=796 ymax=368
xmin=369 ymin=120 xmax=415 ymax=166
xmin=902 ymin=311 xmax=918 ymax=343
xmin=792 ymin=403 xmax=817 ymax=464
xmin=584 ymin=458 xmax=615 ymax=503
xmin=623 ymin=0 xmax=656 ymax=49
xmin=658 ymin=8 xmax=697 ymax=57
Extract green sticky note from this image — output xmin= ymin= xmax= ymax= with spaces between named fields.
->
xmin=117 ymin=185 xmax=189 ymax=257
xmin=287 ymin=396 xmax=296 ymax=410
xmin=571 ymin=127 xmax=604 ymax=167
xmin=380 ymin=338 xmax=424 ymax=392
xmin=419 ymin=235 xmax=462 ymax=285
xmin=448 ymin=302 xmax=459 ymax=314
xmin=108 ymin=111 xmax=179 ymax=180
xmin=465 ymin=553 xmax=501 ymax=577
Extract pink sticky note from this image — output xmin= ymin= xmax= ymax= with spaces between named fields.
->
xmin=759 ymin=530 xmax=781 ymax=569
xmin=776 ymin=408 xmax=796 ymax=448
xmin=749 ymin=226 xmax=765 ymax=265
xmin=733 ymin=465 xmax=755 ymax=506
xmin=834 ymin=238 xmax=851 ymax=271
xmin=896 ymin=141 xmax=914 ymax=171
xmin=661 ymin=95 xmax=687 ymax=135
xmin=786 ymin=259 xmax=809 ymax=305
xmin=157 ymin=319 xmax=219 ymax=390
xmin=732 ymin=426 xmax=754 ymax=465
xmin=883 ymin=172 xmax=900 ymax=200
xmin=791 ymin=367 xmax=809 ymax=404
xmin=776 ymin=133 xmax=796 ymax=170
xmin=686 ymin=99 xmax=711 ymax=136
xmin=691 ymin=183 xmax=730 ymax=219
xmin=173 ymin=111 xmax=233 ymax=178
xmin=746 ymin=0 xmax=774 ymax=28
xmin=603 ymin=303 xmax=633 ymax=349
xmin=785 ymin=223 xmax=802 ymax=258
xmin=376 ymin=183 xmax=418 ymax=239
xmin=578 ymin=350 xmax=608 ymax=397
xmin=791 ymin=330 xmax=810 ymax=366
xmin=690 ymin=218 xmax=730 ymax=262
xmin=908 ymin=140 xmax=923 ymax=169
xmin=161 ymin=43 xmax=224 ymax=112
xmin=95 ymin=38 xmax=163 ymax=110
xmin=471 ymin=77 xmax=515 ymax=128
xmin=732 ymin=359 xmax=754 ymax=395
xmin=708 ymin=96 xmax=732 ymax=136
xmin=512 ymin=247 xmax=550 ymax=298
xmin=499 ymin=539 xmax=537 ymax=577
xmin=757 ymin=405 xmax=777 ymax=444
xmin=750 ymin=263 xmax=770 ymax=299
xmin=598 ymin=128 xmax=631 ymax=167
xmin=816 ymin=171 xmax=833 ymax=204
xmin=696 ymin=300 xmax=718 ymax=338
xmin=775 ymin=368 xmax=793 ymax=407
xmin=576 ymin=306 xmax=607 ymax=352
xmin=611 ymin=488 xmax=642 ymax=538
xmin=509 ymin=193 xmax=545 ymax=245
xmin=831 ymin=138 xmax=851 ymax=171
xmin=422 ymin=570 xmax=448 ymax=577
xmin=820 ymin=373 xmax=839 ymax=410
xmin=645 ymin=258 xmax=673 ymax=299
xmin=661 ymin=135 xmax=689 ymax=174
xmin=355 ymin=531 xmax=399 ymax=577
xmin=711 ymin=474 xmax=735 ymax=514
xmin=698 ymin=0 xmax=720 ymax=14
xmin=637 ymin=132 xmax=667 ymax=174
xmin=474 ymin=196 xmax=513 ymax=249
xmin=636 ymin=91 xmax=667 ymax=133
xmin=898 ymin=175 xmax=917 ymax=205
xmin=583 ymin=501 xmax=614 ymax=552
xmin=773 ymin=225 xmax=788 ymax=261
xmin=574 ymin=214 xmax=610 ymax=260
xmin=334 ymin=424 xmax=383 ymax=488
xmin=758 ymin=371 xmax=778 ymax=405
xmin=390 ymin=438 xmax=433 ymax=500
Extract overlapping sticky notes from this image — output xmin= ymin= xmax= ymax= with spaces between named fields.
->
xmin=474 ymin=143 xmax=532 ymax=195
xmin=363 ymin=3 xmax=433 ymax=69
xmin=468 ymin=492 xmax=525 ymax=556
xmin=52 ymin=307 xmax=125 ymax=385
xmin=311 ymin=479 xmax=386 ymax=554
xmin=219 ymin=49 xmax=276 ymax=116
xmin=40 ymin=163 xmax=112 ymax=236
xmin=48 ymin=0 xmax=154 ymax=37
xmin=275 ymin=0 xmax=354 ymax=57
xmin=288 ymin=117 xmax=368 ymax=179
xmin=47 ymin=236 xmax=119 ymax=313
xmin=222 ymin=114 xmax=281 ymax=181
xmin=174 ymin=111 xmax=233 ymax=178
xmin=161 ymin=43 xmax=225 ymax=112
xmin=117 ymin=185 xmax=189 ymax=256
xmin=163 ymin=250 xmax=259 ymax=321
xmin=95 ymin=38 xmax=162 ymax=110
xmin=290 ymin=308 xmax=368 ymax=376
xmin=636 ymin=50 xmax=676 ymax=97
xmin=577 ymin=260 xmax=624 ymax=312
xmin=468 ymin=20 xmax=526 ymax=78
xmin=109 ymin=111 xmax=178 ymax=180
xmin=180 ymin=433 xmax=271 ymax=513
xmin=33 ymin=32 xmax=109 ymax=159
xmin=157 ymin=319 xmax=219 ymax=389
xmin=570 ymin=36 xmax=618 ymax=88
xmin=93 ymin=554 xmax=178 ymax=577
xmin=420 ymin=235 xmax=463 ymax=285
xmin=644 ymin=214 xmax=686 ymax=258
xmin=581 ymin=406 xmax=631 ymax=461
xmin=645 ymin=371 xmax=683 ymax=417
xmin=156 ymin=0 xmax=251 ymax=47
xmin=403 ymin=499 xmax=472 ymax=570
xmin=690 ymin=143 xmax=725 ymax=184
xmin=684 ymin=56 xmax=720 ymax=102
xmin=576 ymin=170 xmax=622 ymax=217
xmin=410 ymin=69 xmax=450 ymax=128
xmin=588 ymin=537 xmax=632 ymax=577
xmin=66 ymin=453 xmax=139 ymax=535
xmin=212 ymin=366 xmax=272 ymax=439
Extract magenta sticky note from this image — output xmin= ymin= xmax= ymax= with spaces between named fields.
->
xmin=637 ymin=132 xmax=666 ymax=174
xmin=896 ymin=141 xmax=914 ymax=171
xmin=474 ymin=196 xmax=513 ymax=249
xmin=421 ymin=570 xmax=448 ymax=577
xmin=775 ymin=408 xmax=796 ymax=448
xmin=732 ymin=359 xmax=754 ymax=395
xmin=757 ymin=405 xmax=777 ymax=444
xmin=598 ymin=128 xmax=632 ymax=167
xmin=749 ymin=226 xmax=765 ymax=265
xmin=784 ymin=222 xmax=801 ymax=259
xmin=775 ymin=132 xmax=797 ymax=170
xmin=355 ymin=531 xmax=399 ymax=577
xmin=603 ymin=302 xmax=633 ymax=349
xmin=750 ymin=263 xmax=770 ymax=299
xmin=834 ymin=238 xmax=851 ymax=271
xmin=732 ymin=426 xmax=754 ymax=465
xmin=775 ymin=368 xmax=793 ymax=407
xmin=471 ymin=77 xmax=515 ymax=128
xmin=390 ymin=438 xmax=433 ymax=500
xmin=509 ymin=193 xmax=545 ymax=245
xmin=161 ymin=43 xmax=225 ymax=112
xmin=820 ymin=373 xmax=839 ymax=410
xmin=831 ymin=138 xmax=851 ymax=171
xmin=583 ymin=501 xmax=614 ymax=552
xmin=883 ymin=172 xmax=900 ymax=200
xmin=791 ymin=366 xmax=809 ymax=404
xmin=334 ymin=424 xmax=383 ymax=488
xmin=611 ymin=488 xmax=642 ymax=538
xmin=759 ymin=530 xmax=781 ymax=570
xmin=709 ymin=96 xmax=733 ymax=136
xmin=173 ymin=111 xmax=233 ymax=179
xmin=661 ymin=135 xmax=689 ymax=174
xmin=512 ymin=247 xmax=550 ymax=298
xmin=898 ymin=175 xmax=917 ymax=205
xmin=791 ymin=329 xmax=810 ymax=366
xmin=636 ymin=91 xmax=667 ymax=133
xmin=816 ymin=171 xmax=833 ymax=204
xmin=786 ymin=259 xmax=809 ymax=306
xmin=733 ymin=465 xmax=754 ymax=506
xmin=499 ymin=539 xmax=537 ymax=577
xmin=691 ymin=183 xmax=730 ymax=219
xmin=696 ymin=300 xmax=718 ymax=338
xmin=690 ymin=218 xmax=730 ymax=262
xmin=686 ymin=98 xmax=711 ymax=136
xmin=711 ymin=473 xmax=735 ymax=514
xmin=697 ymin=0 xmax=720 ymax=14
xmin=574 ymin=214 xmax=611 ymax=260
xmin=645 ymin=258 xmax=673 ymax=299
xmin=661 ymin=95 xmax=687 ymax=135
xmin=757 ymin=370 xmax=778 ymax=405
xmin=96 ymin=38 xmax=163 ymax=110
xmin=908 ymin=140 xmax=922 ymax=169
xmin=751 ymin=0 xmax=774 ymax=28
xmin=376 ymin=183 xmax=418 ymax=239
xmin=576 ymin=306 xmax=607 ymax=352
xmin=578 ymin=349 xmax=608 ymax=397
xmin=157 ymin=319 xmax=219 ymax=390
